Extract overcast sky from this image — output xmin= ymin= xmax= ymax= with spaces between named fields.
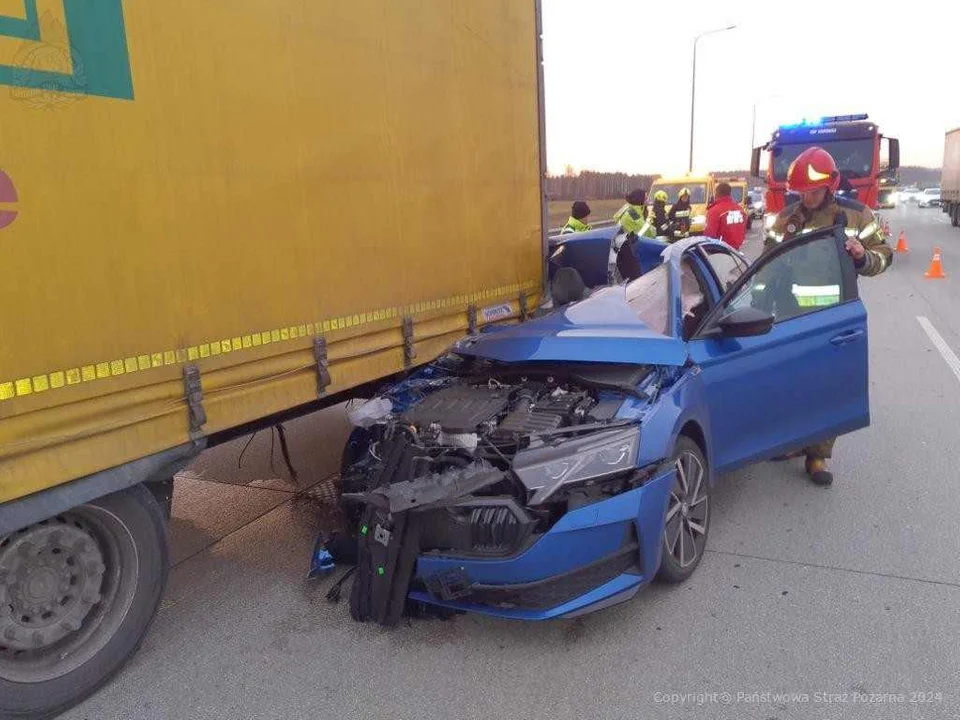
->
xmin=542 ymin=0 xmax=960 ymax=175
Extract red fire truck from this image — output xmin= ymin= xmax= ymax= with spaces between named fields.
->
xmin=751 ymin=113 xmax=900 ymax=214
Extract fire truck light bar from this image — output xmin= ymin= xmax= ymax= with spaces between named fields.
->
xmin=779 ymin=113 xmax=869 ymax=130
xmin=819 ymin=114 xmax=869 ymax=123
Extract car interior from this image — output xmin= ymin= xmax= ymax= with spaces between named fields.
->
xmin=680 ymin=259 xmax=709 ymax=340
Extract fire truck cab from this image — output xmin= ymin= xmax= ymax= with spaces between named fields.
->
xmin=751 ymin=113 xmax=900 ymax=216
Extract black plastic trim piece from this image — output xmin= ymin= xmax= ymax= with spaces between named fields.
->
xmin=452 ymin=541 xmax=640 ymax=611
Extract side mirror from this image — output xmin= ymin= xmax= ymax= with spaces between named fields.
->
xmin=887 ymin=138 xmax=900 ymax=171
xmin=716 ymin=306 xmax=774 ymax=337
xmin=750 ymin=148 xmax=762 ymax=178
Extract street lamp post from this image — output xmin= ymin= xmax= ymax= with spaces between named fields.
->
xmin=689 ymin=25 xmax=737 ymax=173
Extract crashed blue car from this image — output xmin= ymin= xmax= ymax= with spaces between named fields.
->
xmin=340 ymin=226 xmax=870 ymax=624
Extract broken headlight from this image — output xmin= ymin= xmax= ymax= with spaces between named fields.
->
xmin=514 ymin=426 xmax=641 ymax=505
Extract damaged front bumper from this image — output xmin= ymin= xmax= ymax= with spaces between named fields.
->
xmin=408 ymin=465 xmax=676 ymax=620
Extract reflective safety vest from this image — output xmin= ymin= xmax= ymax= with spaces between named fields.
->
xmin=561 ymin=216 xmax=592 ymax=234
xmin=613 ymin=203 xmax=652 ymax=235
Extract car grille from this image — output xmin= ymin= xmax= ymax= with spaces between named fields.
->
xmin=463 ymin=541 xmax=640 ymax=610
xmin=470 ymin=505 xmax=527 ymax=553
xmin=418 ymin=498 xmax=535 ymax=558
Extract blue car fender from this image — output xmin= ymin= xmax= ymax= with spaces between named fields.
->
xmin=624 ymin=368 xmax=715 ymax=486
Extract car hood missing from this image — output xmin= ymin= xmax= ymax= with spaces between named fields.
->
xmin=457 ymin=287 xmax=688 ymax=367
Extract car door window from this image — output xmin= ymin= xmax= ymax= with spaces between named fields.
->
xmin=723 ymin=233 xmax=848 ymax=324
xmin=703 ymin=248 xmax=747 ymax=292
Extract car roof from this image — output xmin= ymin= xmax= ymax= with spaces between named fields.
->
xmin=548 ymin=225 xmax=619 ymax=243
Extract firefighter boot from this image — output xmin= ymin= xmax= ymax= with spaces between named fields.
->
xmin=805 ymin=457 xmax=833 ymax=487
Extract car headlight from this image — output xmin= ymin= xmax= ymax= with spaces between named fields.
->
xmin=764 ymin=213 xmax=777 ymax=229
xmin=513 ymin=426 xmax=640 ymax=505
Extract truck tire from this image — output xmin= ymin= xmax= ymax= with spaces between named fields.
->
xmin=952 ymin=204 xmax=959 ymax=228
xmin=0 ymin=484 xmax=169 ymax=719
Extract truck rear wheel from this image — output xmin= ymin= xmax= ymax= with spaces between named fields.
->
xmin=0 ymin=485 xmax=169 ymax=719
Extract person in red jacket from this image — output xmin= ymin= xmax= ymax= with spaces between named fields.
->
xmin=704 ymin=182 xmax=748 ymax=250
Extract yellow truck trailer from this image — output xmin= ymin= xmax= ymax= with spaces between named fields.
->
xmin=0 ymin=1 xmax=547 ymax=715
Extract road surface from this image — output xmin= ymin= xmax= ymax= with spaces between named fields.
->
xmin=66 ymin=203 xmax=960 ymax=720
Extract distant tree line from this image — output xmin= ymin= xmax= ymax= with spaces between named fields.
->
xmin=897 ymin=166 xmax=942 ymax=188
xmin=545 ymin=172 xmax=657 ymax=201
xmin=547 ymin=166 xmax=942 ymax=200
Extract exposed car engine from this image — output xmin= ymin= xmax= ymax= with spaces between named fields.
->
xmin=338 ymin=357 xmax=655 ymax=626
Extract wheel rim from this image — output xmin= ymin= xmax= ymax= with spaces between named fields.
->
xmin=0 ymin=506 xmax=140 ymax=683
xmin=663 ymin=450 xmax=709 ymax=569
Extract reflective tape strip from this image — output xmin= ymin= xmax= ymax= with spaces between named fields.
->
xmin=858 ymin=221 xmax=879 ymax=240
xmin=0 ymin=280 xmax=540 ymax=403
xmin=792 ymin=284 xmax=841 ymax=307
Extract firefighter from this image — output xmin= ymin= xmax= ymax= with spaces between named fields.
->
xmin=561 ymin=200 xmax=592 ymax=234
xmin=766 ymin=146 xmax=891 ymax=487
xmin=704 ymin=182 xmax=748 ymax=250
xmin=668 ymin=187 xmax=693 ymax=240
xmin=651 ymin=190 xmax=671 ymax=239
xmin=613 ymin=188 xmax=655 ymax=237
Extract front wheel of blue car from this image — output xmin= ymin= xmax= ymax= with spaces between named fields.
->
xmin=657 ymin=437 xmax=710 ymax=584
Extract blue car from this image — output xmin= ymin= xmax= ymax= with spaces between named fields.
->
xmin=340 ymin=226 xmax=869 ymax=624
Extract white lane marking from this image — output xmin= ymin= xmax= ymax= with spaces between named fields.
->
xmin=917 ymin=316 xmax=960 ymax=385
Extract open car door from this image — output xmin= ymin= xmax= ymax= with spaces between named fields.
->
xmin=687 ymin=226 xmax=870 ymax=473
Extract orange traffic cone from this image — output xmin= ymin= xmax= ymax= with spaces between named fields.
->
xmin=925 ymin=247 xmax=947 ymax=279
xmin=895 ymin=231 xmax=909 ymax=253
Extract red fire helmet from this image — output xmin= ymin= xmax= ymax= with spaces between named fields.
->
xmin=786 ymin=147 xmax=840 ymax=194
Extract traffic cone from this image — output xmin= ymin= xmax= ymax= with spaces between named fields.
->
xmin=924 ymin=247 xmax=947 ymax=279
xmin=895 ymin=230 xmax=909 ymax=253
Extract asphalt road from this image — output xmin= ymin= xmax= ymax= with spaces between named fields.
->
xmin=65 ymin=203 xmax=960 ymax=720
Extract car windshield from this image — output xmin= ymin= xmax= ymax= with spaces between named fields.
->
xmin=926 ymin=189 xmax=940 ymax=195
xmin=729 ymin=186 xmax=745 ymax=203
xmin=650 ymin=183 xmax=708 ymax=204
xmin=771 ymin=139 xmax=875 ymax=181
xmin=625 ymin=263 xmax=670 ymax=336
